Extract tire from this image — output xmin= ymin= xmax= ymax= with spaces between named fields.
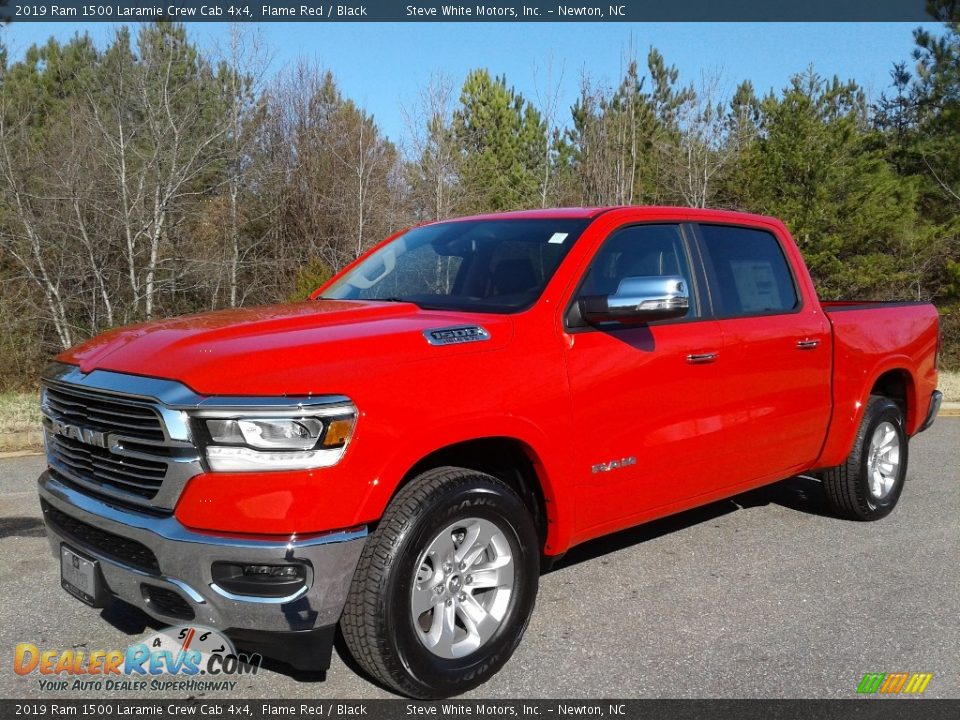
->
xmin=340 ymin=466 xmax=540 ymax=698
xmin=822 ymin=395 xmax=908 ymax=521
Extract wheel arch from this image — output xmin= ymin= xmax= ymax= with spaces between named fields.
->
xmin=816 ymin=360 xmax=919 ymax=468
xmin=869 ymin=368 xmax=916 ymax=431
xmin=379 ymin=435 xmax=570 ymax=557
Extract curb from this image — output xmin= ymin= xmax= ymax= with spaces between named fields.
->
xmin=939 ymin=401 xmax=960 ymax=417
xmin=0 ymin=449 xmax=43 ymax=458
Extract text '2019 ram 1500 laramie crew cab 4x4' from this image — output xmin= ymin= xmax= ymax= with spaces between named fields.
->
xmin=37 ymin=207 xmax=941 ymax=697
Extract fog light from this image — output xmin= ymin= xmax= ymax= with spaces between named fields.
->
xmin=244 ymin=564 xmax=301 ymax=577
xmin=211 ymin=562 xmax=307 ymax=599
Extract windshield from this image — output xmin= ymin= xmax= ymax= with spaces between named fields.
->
xmin=321 ymin=218 xmax=590 ymax=312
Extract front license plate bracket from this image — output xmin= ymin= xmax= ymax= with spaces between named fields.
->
xmin=60 ymin=544 xmax=108 ymax=608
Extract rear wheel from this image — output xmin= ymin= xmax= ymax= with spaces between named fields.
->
xmin=822 ymin=395 xmax=908 ymax=521
xmin=340 ymin=466 xmax=539 ymax=698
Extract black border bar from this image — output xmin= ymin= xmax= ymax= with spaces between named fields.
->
xmin=0 ymin=0 xmax=939 ymax=23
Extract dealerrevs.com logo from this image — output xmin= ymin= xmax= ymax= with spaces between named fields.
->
xmin=14 ymin=625 xmax=261 ymax=692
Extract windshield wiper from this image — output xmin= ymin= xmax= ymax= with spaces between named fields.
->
xmin=376 ymin=296 xmax=421 ymax=307
xmin=319 ymin=295 xmax=422 ymax=308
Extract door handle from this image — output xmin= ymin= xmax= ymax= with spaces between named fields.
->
xmin=686 ymin=352 xmax=718 ymax=364
xmin=796 ymin=339 xmax=820 ymax=350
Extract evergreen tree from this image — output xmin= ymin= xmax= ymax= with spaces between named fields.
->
xmin=452 ymin=69 xmax=546 ymax=212
xmin=729 ymin=70 xmax=921 ymax=299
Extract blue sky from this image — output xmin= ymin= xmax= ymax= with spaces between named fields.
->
xmin=2 ymin=22 xmax=943 ymax=143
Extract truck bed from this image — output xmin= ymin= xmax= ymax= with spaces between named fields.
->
xmin=821 ymin=300 xmax=933 ymax=312
xmin=816 ymin=300 xmax=940 ymax=467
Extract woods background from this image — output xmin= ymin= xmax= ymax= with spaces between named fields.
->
xmin=1 ymin=4 xmax=959 ymax=390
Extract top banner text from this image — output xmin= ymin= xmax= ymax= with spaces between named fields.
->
xmin=0 ymin=0 xmax=940 ymax=23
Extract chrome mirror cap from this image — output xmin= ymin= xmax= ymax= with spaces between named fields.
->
xmin=580 ymin=275 xmax=690 ymax=325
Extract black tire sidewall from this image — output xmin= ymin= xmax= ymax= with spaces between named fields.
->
xmin=382 ymin=480 xmax=539 ymax=697
xmin=857 ymin=400 xmax=908 ymax=518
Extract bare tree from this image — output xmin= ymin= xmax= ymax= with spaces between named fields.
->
xmin=0 ymin=97 xmax=75 ymax=348
xmin=533 ymin=58 xmax=565 ymax=208
xmin=402 ymin=73 xmax=459 ymax=221
xmin=216 ymin=24 xmax=271 ymax=307
xmin=54 ymin=108 xmax=117 ymax=328
xmin=665 ymin=72 xmax=733 ymax=208
xmin=84 ymin=26 xmax=231 ymax=319
xmin=326 ymin=108 xmax=393 ymax=258
xmin=260 ymin=61 xmax=402 ymax=282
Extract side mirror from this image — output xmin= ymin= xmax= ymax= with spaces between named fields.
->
xmin=579 ymin=275 xmax=690 ymax=325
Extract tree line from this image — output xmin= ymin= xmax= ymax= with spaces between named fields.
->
xmin=1 ymin=6 xmax=958 ymax=389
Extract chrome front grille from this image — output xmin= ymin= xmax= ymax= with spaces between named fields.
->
xmin=46 ymin=433 xmax=167 ymax=499
xmin=44 ymin=384 xmax=165 ymax=442
xmin=41 ymin=375 xmax=202 ymax=511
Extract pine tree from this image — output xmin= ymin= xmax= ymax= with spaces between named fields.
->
xmin=726 ymin=70 xmax=921 ymax=299
xmin=452 ymin=69 xmax=546 ymax=212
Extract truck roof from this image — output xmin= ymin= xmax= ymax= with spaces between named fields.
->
xmin=449 ymin=206 xmax=782 ymax=225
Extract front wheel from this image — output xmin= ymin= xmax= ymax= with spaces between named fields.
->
xmin=340 ymin=466 xmax=540 ymax=698
xmin=821 ymin=395 xmax=908 ymax=521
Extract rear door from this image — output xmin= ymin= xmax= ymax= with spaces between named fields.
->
xmin=693 ymin=223 xmax=832 ymax=483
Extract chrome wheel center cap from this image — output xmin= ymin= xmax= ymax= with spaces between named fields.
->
xmin=447 ymin=575 xmax=462 ymax=593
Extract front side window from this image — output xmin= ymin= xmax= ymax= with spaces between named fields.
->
xmin=322 ymin=219 xmax=589 ymax=313
xmin=698 ymin=224 xmax=798 ymax=317
xmin=575 ymin=223 xmax=698 ymax=318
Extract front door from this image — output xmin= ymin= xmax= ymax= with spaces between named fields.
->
xmin=563 ymin=222 xmax=729 ymax=538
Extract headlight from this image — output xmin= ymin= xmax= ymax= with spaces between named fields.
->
xmin=194 ymin=406 xmax=356 ymax=472
xmin=206 ymin=418 xmax=326 ymax=450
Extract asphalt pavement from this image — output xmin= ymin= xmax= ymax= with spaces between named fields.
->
xmin=1 ymin=420 xmax=957 ymax=699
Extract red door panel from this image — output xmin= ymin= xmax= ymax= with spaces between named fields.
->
xmin=715 ymin=313 xmax=832 ymax=482
xmin=694 ymin=222 xmax=833 ymax=483
xmin=566 ymin=320 xmax=729 ymax=537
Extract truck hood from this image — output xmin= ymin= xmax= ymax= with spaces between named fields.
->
xmin=58 ymin=300 xmax=514 ymax=396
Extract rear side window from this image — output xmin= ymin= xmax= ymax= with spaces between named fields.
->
xmin=698 ymin=224 xmax=798 ymax=317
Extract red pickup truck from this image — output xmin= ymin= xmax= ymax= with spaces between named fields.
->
xmin=38 ymin=207 xmax=941 ymax=697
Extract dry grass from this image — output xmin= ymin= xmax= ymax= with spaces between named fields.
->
xmin=939 ymin=370 xmax=960 ymax=403
xmin=0 ymin=391 xmax=41 ymax=435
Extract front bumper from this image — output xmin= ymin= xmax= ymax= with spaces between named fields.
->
xmin=38 ymin=471 xmax=366 ymax=634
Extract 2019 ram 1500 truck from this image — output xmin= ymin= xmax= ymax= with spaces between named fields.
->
xmin=37 ymin=207 xmax=941 ymax=697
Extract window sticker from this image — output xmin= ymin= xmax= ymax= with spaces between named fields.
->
xmin=729 ymin=260 xmax=782 ymax=312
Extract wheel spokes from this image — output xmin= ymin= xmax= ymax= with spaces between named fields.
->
xmin=455 ymin=520 xmax=495 ymax=568
xmin=879 ymin=426 xmax=896 ymax=451
xmin=425 ymin=600 xmax=457 ymax=652
xmin=467 ymin=555 xmax=513 ymax=590
xmin=410 ymin=516 xmax=516 ymax=659
xmin=428 ymin=531 xmax=457 ymax=564
xmin=867 ymin=421 xmax=901 ymax=499
xmin=456 ymin=594 xmax=499 ymax=654
xmin=411 ymin=580 xmax=442 ymax=616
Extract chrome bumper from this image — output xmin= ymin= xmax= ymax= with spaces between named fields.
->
xmin=38 ymin=471 xmax=366 ymax=633
xmin=917 ymin=390 xmax=943 ymax=433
